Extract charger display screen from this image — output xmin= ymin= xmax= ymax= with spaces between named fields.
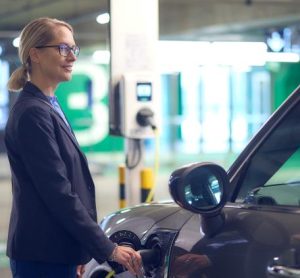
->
xmin=136 ymin=82 xmax=152 ymax=102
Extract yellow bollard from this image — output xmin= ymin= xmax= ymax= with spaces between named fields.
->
xmin=140 ymin=168 xmax=154 ymax=203
xmin=118 ymin=165 xmax=126 ymax=208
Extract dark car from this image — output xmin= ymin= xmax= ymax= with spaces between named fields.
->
xmin=84 ymin=85 xmax=300 ymax=278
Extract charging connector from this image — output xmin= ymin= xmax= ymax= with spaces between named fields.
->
xmin=136 ymin=108 xmax=156 ymax=130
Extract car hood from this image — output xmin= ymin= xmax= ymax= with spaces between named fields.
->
xmin=100 ymin=201 xmax=194 ymax=240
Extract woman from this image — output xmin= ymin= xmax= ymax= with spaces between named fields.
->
xmin=5 ymin=17 xmax=142 ymax=278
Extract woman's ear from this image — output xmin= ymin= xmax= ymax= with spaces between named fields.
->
xmin=29 ymin=48 xmax=40 ymax=64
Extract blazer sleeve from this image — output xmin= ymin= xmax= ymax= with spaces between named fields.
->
xmin=16 ymin=105 xmax=115 ymax=263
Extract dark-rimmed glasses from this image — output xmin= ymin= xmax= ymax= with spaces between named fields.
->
xmin=35 ymin=43 xmax=80 ymax=57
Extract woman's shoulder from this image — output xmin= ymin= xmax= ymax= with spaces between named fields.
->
xmin=15 ymin=91 xmax=52 ymax=112
xmin=9 ymin=92 xmax=53 ymax=126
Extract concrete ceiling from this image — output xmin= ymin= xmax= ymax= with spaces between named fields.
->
xmin=0 ymin=0 xmax=300 ymax=56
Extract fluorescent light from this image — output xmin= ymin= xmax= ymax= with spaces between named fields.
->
xmin=209 ymin=42 xmax=267 ymax=66
xmin=96 ymin=13 xmax=110 ymax=24
xmin=265 ymin=52 xmax=300 ymax=63
xmin=158 ymin=41 xmax=268 ymax=69
xmin=158 ymin=41 xmax=211 ymax=71
xmin=158 ymin=41 xmax=300 ymax=68
xmin=13 ymin=37 xmax=20 ymax=48
xmin=92 ymin=50 xmax=110 ymax=64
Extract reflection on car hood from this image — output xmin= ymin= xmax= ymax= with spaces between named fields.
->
xmin=100 ymin=201 xmax=193 ymax=239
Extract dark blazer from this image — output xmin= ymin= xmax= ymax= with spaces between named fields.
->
xmin=5 ymin=82 xmax=115 ymax=265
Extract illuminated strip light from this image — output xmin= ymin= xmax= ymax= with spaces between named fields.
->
xmin=158 ymin=41 xmax=269 ymax=69
xmin=265 ymin=52 xmax=300 ymax=63
xmin=94 ymin=42 xmax=299 ymax=68
xmin=210 ymin=41 xmax=267 ymax=66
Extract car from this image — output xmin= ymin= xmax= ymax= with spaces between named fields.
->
xmin=84 ymin=84 xmax=300 ymax=278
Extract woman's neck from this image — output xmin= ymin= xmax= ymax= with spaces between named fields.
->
xmin=29 ymin=76 xmax=57 ymax=97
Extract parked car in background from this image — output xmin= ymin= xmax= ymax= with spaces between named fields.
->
xmin=84 ymin=85 xmax=300 ymax=278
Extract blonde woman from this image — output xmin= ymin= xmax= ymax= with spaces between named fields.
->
xmin=5 ymin=17 xmax=141 ymax=278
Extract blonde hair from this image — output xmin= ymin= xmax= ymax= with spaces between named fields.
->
xmin=7 ymin=17 xmax=73 ymax=92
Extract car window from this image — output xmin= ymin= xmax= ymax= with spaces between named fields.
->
xmin=235 ymin=98 xmax=300 ymax=207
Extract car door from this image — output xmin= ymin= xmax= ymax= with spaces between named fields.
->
xmin=168 ymin=86 xmax=300 ymax=278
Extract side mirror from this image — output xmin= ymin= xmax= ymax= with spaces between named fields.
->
xmin=169 ymin=162 xmax=228 ymax=216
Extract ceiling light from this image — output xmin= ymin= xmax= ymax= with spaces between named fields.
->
xmin=13 ymin=37 xmax=20 ymax=48
xmin=96 ymin=13 xmax=110 ymax=24
xmin=267 ymin=31 xmax=285 ymax=52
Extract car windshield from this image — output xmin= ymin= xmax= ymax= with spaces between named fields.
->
xmin=235 ymin=95 xmax=300 ymax=206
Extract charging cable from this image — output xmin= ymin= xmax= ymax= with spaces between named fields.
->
xmin=125 ymin=139 xmax=142 ymax=170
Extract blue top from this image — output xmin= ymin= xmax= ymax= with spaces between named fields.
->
xmin=47 ymin=96 xmax=70 ymax=130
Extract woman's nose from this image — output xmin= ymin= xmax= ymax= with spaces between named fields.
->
xmin=67 ymin=51 xmax=77 ymax=61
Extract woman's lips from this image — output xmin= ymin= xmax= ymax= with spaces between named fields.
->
xmin=63 ymin=65 xmax=73 ymax=72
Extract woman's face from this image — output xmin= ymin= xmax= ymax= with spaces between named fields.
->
xmin=33 ymin=25 xmax=77 ymax=87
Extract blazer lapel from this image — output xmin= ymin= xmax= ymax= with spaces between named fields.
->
xmin=53 ymin=112 xmax=82 ymax=150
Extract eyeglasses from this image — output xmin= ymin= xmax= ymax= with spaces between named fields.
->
xmin=35 ymin=43 xmax=80 ymax=57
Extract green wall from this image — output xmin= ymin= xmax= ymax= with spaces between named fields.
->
xmin=270 ymin=62 xmax=300 ymax=109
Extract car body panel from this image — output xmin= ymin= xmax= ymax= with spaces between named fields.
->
xmin=84 ymin=203 xmax=194 ymax=277
xmin=169 ymin=204 xmax=300 ymax=278
xmin=100 ymin=203 xmax=193 ymax=241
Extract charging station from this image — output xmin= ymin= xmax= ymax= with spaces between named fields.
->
xmin=119 ymin=72 xmax=158 ymax=139
xmin=109 ymin=0 xmax=159 ymax=206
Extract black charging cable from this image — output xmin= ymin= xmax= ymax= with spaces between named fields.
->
xmin=125 ymin=108 xmax=156 ymax=170
xmin=125 ymin=139 xmax=142 ymax=170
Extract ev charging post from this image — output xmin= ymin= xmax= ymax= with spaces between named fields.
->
xmin=109 ymin=0 xmax=159 ymax=206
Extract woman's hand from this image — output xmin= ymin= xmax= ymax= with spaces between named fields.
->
xmin=76 ymin=264 xmax=85 ymax=277
xmin=110 ymin=245 xmax=143 ymax=275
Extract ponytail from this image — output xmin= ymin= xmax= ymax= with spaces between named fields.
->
xmin=7 ymin=17 xmax=73 ymax=93
xmin=7 ymin=65 xmax=28 ymax=92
